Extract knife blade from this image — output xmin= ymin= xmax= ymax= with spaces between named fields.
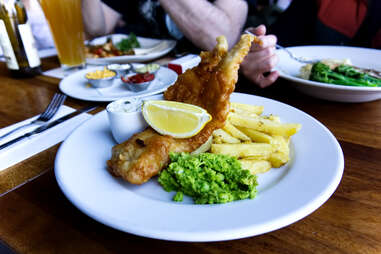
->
xmin=0 ymin=105 xmax=97 ymax=151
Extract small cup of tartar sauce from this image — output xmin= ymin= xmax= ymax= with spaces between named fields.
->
xmin=107 ymin=64 xmax=131 ymax=78
xmin=106 ymin=98 xmax=147 ymax=143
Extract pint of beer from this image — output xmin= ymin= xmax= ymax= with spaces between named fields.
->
xmin=40 ymin=0 xmax=85 ymax=70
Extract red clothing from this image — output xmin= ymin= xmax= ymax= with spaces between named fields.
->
xmin=318 ymin=0 xmax=367 ymax=38
xmin=317 ymin=0 xmax=380 ymax=48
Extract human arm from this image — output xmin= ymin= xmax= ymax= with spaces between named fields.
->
xmin=241 ymin=25 xmax=279 ymax=88
xmin=81 ymin=0 xmax=122 ymax=38
xmin=159 ymin=0 xmax=248 ymax=50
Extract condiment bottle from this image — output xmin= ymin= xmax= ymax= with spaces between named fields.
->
xmin=0 ymin=0 xmax=41 ymax=77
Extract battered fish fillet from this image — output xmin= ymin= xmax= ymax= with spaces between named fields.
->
xmin=107 ymin=34 xmax=254 ymax=184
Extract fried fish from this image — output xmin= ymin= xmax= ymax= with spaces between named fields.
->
xmin=107 ymin=34 xmax=254 ymax=184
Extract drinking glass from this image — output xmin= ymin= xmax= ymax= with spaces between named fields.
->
xmin=39 ymin=0 xmax=86 ymax=72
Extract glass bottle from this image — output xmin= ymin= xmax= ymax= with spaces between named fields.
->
xmin=0 ymin=0 xmax=41 ymax=77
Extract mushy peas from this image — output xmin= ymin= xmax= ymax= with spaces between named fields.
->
xmin=158 ymin=152 xmax=258 ymax=204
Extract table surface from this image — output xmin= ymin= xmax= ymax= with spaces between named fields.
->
xmin=0 ymin=57 xmax=380 ymax=254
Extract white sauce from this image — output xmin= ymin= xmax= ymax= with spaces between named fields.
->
xmin=107 ymin=64 xmax=131 ymax=70
xmin=107 ymin=98 xmax=143 ymax=113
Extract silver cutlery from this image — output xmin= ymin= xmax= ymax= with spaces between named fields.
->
xmin=0 ymin=93 xmax=67 ymax=141
xmin=244 ymin=30 xmax=315 ymax=64
xmin=0 ymin=105 xmax=97 ymax=151
xmin=275 ymin=44 xmax=315 ymax=64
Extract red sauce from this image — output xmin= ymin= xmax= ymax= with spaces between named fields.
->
xmin=121 ymin=73 xmax=155 ymax=84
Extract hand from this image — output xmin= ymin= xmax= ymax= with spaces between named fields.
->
xmin=241 ymin=25 xmax=279 ymax=88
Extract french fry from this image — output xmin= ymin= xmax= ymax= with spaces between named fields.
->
xmin=239 ymin=159 xmax=272 ymax=174
xmin=229 ymin=112 xmax=301 ymax=137
xmin=230 ymin=107 xmax=260 ymax=118
xmin=211 ymin=143 xmax=273 ymax=158
xmin=191 ymin=136 xmax=213 ymax=155
xmin=230 ymin=102 xmax=264 ymax=115
xmin=236 ymin=126 xmax=273 ymax=143
xmin=263 ymin=114 xmax=281 ymax=123
xmin=245 ymin=155 xmax=271 ymax=160
xmin=213 ymin=136 xmax=223 ymax=144
xmin=269 ymin=153 xmax=289 ymax=168
xmin=212 ymin=129 xmax=240 ymax=144
xmin=269 ymin=135 xmax=290 ymax=167
xmin=272 ymin=135 xmax=290 ymax=148
xmin=209 ymin=102 xmax=300 ymax=174
xmin=223 ymin=121 xmax=251 ymax=141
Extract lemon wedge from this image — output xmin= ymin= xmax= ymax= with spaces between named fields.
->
xmin=142 ymin=100 xmax=212 ymax=138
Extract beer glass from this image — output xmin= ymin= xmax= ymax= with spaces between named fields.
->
xmin=40 ymin=0 xmax=86 ymax=71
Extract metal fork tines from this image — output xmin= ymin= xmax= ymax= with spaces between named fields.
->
xmin=244 ymin=30 xmax=315 ymax=64
xmin=275 ymin=44 xmax=315 ymax=64
xmin=0 ymin=93 xmax=67 ymax=140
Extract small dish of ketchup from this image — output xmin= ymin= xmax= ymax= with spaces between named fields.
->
xmin=121 ymin=72 xmax=155 ymax=92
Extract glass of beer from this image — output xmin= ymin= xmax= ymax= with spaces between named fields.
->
xmin=39 ymin=0 xmax=85 ymax=72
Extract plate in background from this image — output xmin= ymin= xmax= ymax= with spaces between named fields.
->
xmin=276 ymin=46 xmax=381 ymax=102
xmin=59 ymin=66 xmax=177 ymax=102
xmin=86 ymin=34 xmax=176 ymax=64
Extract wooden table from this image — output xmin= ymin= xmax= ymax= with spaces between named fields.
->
xmin=0 ymin=57 xmax=380 ymax=254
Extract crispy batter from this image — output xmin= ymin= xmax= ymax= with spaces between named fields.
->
xmin=107 ymin=34 xmax=254 ymax=184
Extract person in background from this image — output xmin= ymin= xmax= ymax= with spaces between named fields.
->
xmin=268 ymin=0 xmax=380 ymax=49
xmin=240 ymin=24 xmax=279 ymax=88
xmin=240 ymin=0 xmax=292 ymax=87
xmin=241 ymin=0 xmax=381 ymax=88
xmin=82 ymin=0 xmax=249 ymax=51
xmin=245 ymin=0 xmax=292 ymax=31
xmin=82 ymin=0 xmax=280 ymax=88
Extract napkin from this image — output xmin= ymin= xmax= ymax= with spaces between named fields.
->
xmin=0 ymin=105 xmax=92 ymax=171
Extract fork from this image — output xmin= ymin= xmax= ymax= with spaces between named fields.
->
xmin=244 ymin=30 xmax=315 ymax=64
xmin=275 ymin=44 xmax=315 ymax=64
xmin=0 ymin=93 xmax=67 ymax=140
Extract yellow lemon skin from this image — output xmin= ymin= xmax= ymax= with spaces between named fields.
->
xmin=142 ymin=100 xmax=212 ymax=138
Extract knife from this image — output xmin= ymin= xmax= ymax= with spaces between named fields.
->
xmin=0 ymin=105 xmax=97 ymax=151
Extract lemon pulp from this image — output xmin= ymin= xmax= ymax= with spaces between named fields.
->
xmin=142 ymin=100 xmax=212 ymax=138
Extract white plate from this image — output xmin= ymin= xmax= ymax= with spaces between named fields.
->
xmin=86 ymin=34 xmax=177 ymax=64
xmin=55 ymin=93 xmax=344 ymax=242
xmin=58 ymin=66 xmax=178 ymax=102
xmin=276 ymin=46 xmax=381 ymax=102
